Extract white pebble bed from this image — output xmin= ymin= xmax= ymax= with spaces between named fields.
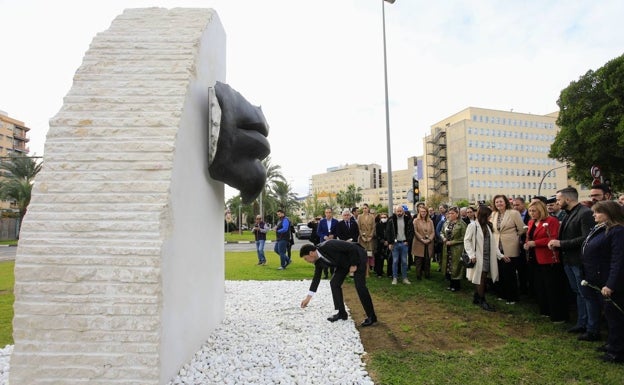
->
xmin=1 ymin=280 xmax=374 ymax=385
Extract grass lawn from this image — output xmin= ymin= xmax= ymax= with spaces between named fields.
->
xmin=0 ymin=261 xmax=14 ymax=346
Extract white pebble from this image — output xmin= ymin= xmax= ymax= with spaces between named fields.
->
xmin=0 ymin=281 xmax=374 ymax=385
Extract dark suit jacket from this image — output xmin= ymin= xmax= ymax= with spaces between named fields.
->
xmin=317 ymin=217 xmax=339 ymax=241
xmin=336 ymin=219 xmax=359 ymax=242
xmin=308 ymin=240 xmax=366 ymax=293
xmin=558 ymin=203 xmax=595 ymax=266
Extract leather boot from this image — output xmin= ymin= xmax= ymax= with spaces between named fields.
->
xmin=480 ymin=297 xmax=496 ymax=312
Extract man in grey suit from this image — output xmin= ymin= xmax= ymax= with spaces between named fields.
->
xmin=548 ymin=187 xmax=596 ymax=339
xmin=300 ymin=240 xmax=377 ymax=327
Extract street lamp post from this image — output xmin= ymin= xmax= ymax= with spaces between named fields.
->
xmin=382 ymin=0 xmax=395 ymax=212
xmin=537 ymin=164 xmax=567 ymax=197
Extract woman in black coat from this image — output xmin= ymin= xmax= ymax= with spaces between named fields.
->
xmin=581 ymin=201 xmax=624 ymax=363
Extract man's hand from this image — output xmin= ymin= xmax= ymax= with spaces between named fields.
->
xmin=349 ymin=265 xmax=357 ymax=274
xmin=548 ymin=239 xmax=560 ymax=249
xmin=301 ymin=295 xmax=312 ymax=308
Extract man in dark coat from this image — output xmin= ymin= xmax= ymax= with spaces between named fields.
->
xmin=300 ymin=240 xmax=377 ymax=327
xmin=548 ymin=187 xmax=596 ymax=339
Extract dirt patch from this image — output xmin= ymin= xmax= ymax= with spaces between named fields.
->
xmin=342 ymin=283 xmax=535 ymax=354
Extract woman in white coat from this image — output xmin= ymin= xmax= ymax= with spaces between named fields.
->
xmin=464 ymin=205 xmax=504 ymax=311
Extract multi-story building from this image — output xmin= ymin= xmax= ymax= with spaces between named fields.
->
xmin=0 ymin=110 xmax=30 ymax=156
xmin=423 ymin=107 xmax=568 ymax=204
xmin=0 ymin=110 xmax=31 ymax=210
xmin=308 ymin=157 xmax=423 ymax=209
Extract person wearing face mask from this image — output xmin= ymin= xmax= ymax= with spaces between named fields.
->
xmin=374 ymin=213 xmax=391 ymax=277
xmin=386 ymin=206 xmax=414 ymax=285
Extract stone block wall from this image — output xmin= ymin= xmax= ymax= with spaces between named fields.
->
xmin=10 ymin=8 xmax=226 ymax=384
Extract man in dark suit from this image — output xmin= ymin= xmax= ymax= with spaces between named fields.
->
xmin=300 ymin=240 xmax=377 ymax=327
xmin=317 ymin=208 xmax=339 ymax=278
xmin=548 ymin=187 xmax=596 ymax=339
xmin=336 ymin=208 xmax=359 ymax=242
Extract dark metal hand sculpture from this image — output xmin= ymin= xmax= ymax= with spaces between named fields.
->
xmin=208 ymin=82 xmax=270 ymax=203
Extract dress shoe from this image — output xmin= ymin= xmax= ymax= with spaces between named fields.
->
xmin=327 ymin=313 xmax=348 ymax=322
xmin=361 ymin=316 xmax=377 ymax=327
xmin=596 ymin=344 xmax=610 ymax=353
xmin=567 ymin=325 xmax=586 ymax=334
xmin=600 ymin=353 xmax=624 ymax=363
xmin=577 ymin=332 xmax=601 ymax=342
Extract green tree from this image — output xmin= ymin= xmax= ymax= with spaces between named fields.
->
xmin=336 ymin=184 xmax=362 ymax=209
xmin=270 ymin=180 xmax=300 ymax=218
xmin=303 ymin=193 xmax=324 ymax=219
xmin=0 ymin=155 xmax=43 ymax=228
xmin=256 ymin=156 xmax=286 ymax=218
xmin=550 ymin=54 xmax=624 ymax=191
xmin=454 ymin=198 xmax=470 ymax=208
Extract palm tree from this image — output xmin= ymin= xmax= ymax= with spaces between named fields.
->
xmin=270 ymin=180 xmax=300 ymax=217
xmin=336 ymin=184 xmax=362 ymax=210
xmin=258 ymin=156 xmax=286 ymax=218
xmin=0 ymin=154 xmax=43 ymax=227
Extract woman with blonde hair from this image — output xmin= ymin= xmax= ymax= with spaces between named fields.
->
xmin=412 ymin=205 xmax=434 ymax=280
xmin=490 ymin=194 xmax=527 ymax=304
xmin=464 ymin=205 xmax=503 ymax=311
xmin=524 ymin=200 xmax=568 ymax=322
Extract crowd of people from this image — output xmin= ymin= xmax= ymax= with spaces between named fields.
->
xmin=279 ymin=184 xmax=624 ymax=364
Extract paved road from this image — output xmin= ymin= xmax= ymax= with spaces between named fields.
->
xmin=0 ymin=246 xmax=17 ymax=262
xmin=0 ymin=239 xmax=314 ymax=261
xmin=225 ymin=237 xmax=312 ymax=252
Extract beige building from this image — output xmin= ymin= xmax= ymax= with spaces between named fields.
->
xmin=309 ymin=157 xmax=423 ymax=209
xmin=0 ymin=110 xmax=30 ymax=156
xmin=423 ymin=107 xmax=568 ymax=204
xmin=0 ymin=111 xmax=31 ymax=211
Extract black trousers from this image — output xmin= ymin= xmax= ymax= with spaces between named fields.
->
xmin=330 ymin=249 xmax=376 ymax=318
xmin=534 ymin=263 xmax=569 ymax=321
xmin=498 ymin=256 xmax=521 ymax=302
xmin=605 ymin=291 xmax=624 ymax=355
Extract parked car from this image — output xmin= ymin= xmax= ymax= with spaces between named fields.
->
xmin=295 ymin=223 xmax=312 ymax=239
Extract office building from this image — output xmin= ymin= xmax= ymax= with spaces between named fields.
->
xmin=423 ymin=107 xmax=568 ymax=203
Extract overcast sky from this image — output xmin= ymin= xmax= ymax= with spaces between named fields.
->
xmin=1 ymin=0 xmax=623 ymax=199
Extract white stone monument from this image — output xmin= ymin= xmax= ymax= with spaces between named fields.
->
xmin=10 ymin=8 xmax=226 ymax=384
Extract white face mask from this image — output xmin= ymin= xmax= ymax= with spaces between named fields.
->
xmin=381 ymin=218 xmax=387 ymax=223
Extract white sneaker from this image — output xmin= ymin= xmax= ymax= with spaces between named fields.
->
xmin=403 ymin=278 xmax=411 ymax=285
xmin=391 ymin=278 xmax=397 ymax=285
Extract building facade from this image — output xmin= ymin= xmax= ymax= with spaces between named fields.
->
xmin=309 ymin=157 xmax=423 ymax=210
xmin=423 ymin=107 xmax=568 ymax=204
xmin=0 ymin=110 xmax=30 ymax=156
xmin=0 ymin=110 xmax=31 ymax=211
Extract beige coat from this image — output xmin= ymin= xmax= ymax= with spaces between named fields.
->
xmin=357 ymin=212 xmax=376 ymax=252
xmin=490 ymin=209 xmax=526 ymax=258
xmin=464 ymin=222 xmax=503 ymax=284
xmin=412 ymin=216 xmax=435 ymax=258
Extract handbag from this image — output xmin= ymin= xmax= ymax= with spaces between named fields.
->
xmin=461 ymin=224 xmax=476 ymax=268
xmin=461 ymin=249 xmax=475 ymax=268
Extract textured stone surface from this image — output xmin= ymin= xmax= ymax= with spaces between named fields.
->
xmin=10 ymin=8 xmax=226 ymax=385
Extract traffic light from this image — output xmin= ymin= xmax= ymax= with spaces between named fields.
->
xmin=412 ymin=177 xmax=420 ymax=203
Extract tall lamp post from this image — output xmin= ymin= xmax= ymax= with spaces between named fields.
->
xmin=382 ymin=0 xmax=395 ymax=212
xmin=537 ymin=164 xmax=568 ymax=197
